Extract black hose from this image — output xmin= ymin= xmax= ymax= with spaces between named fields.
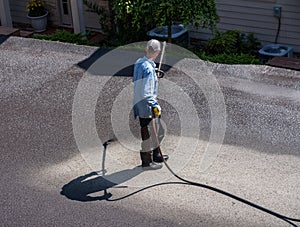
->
xmin=105 ymin=122 xmax=299 ymax=226
xmin=106 ymin=181 xmax=188 ymax=201
xmin=106 ymin=173 xmax=299 ymax=226
xmin=162 ymin=160 xmax=299 ymax=226
xmin=150 ymin=119 xmax=300 ymax=226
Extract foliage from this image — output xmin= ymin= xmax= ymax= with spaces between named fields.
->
xmin=82 ymin=0 xmax=145 ymax=45
xmin=112 ymin=0 xmax=219 ymax=43
xmin=206 ymin=30 xmax=261 ymax=55
xmin=26 ymin=0 xmax=47 ymax=17
xmin=98 ymin=34 xmax=133 ymax=48
xmin=239 ymin=32 xmax=261 ymax=55
xmin=190 ymin=30 xmax=262 ymax=64
xmin=206 ymin=30 xmax=240 ymax=55
xmin=199 ymin=53 xmax=262 ymax=64
xmin=33 ymin=30 xmax=92 ymax=45
xmin=32 ymin=28 xmax=262 ymax=64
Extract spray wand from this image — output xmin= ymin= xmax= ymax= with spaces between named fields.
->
xmin=155 ymin=41 xmax=166 ymax=78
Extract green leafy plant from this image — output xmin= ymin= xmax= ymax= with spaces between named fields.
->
xmin=26 ymin=0 xmax=47 ymax=17
xmin=200 ymin=53 xmax=262 ymax=64
xmin=206 ymin=30 xmax=261 ymax=55
xmin=239 ymin=32 xmax=261 ymax=55
xmin=206 ymin=30 xmax=240 ymax=55
xmin=112 ymin=0 xmax=219 ymax=43
xmin=33 ymin=30 xmax=92 ymax=45
xmin=190 ymin=30 xmax=262 ymax=64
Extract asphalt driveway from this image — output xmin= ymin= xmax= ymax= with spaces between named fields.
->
xmin=0 ymin=37 xmax=299 ymax=226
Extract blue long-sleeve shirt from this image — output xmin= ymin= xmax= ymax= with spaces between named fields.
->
xmin=133 ymin=56 xmax=159 ymax=119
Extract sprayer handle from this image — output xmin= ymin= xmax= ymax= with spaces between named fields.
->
xmin=155 ymin=68 xmax=165 ymax=78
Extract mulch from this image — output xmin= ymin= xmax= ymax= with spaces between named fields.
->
xmin=267 ymin=56 xmax=300 ymax=71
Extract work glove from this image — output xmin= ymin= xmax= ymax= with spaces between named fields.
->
xmin=153 ymin=105 xmax=161 ymax=118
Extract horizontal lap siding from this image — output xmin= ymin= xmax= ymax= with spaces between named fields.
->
xmin=9 ymin=0 xmax=106 ymax=31
xmin=9 ymin=0 xmax=29 ymax=24
xmin=10 ymin=0 xmax=59 ymax=26
xmin=84 ymin=0 xmax=110 ymax=31
xmin=191 ymin=0 xmax=300 ymax=53
xmin=83 ymin=5 xmax=101 ymax=31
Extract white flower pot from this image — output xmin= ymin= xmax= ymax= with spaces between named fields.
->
xmin=27 ymin=11 xmax=48 ymax=32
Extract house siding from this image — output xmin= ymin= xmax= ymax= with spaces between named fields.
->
xmin=9 ymin=0 xmax=59 ymax=26
xmin=83 ymin=0 xmax=111 ymax=31
xmin=9 ymin=0 xmax=28 ymax=23
xmin=190 ymin=0 xmax=300 ymax=53
xmin=9 ymin=0 xmax=108 ymax=31
xmin=84 ymin=6 xmax=100 ymax=30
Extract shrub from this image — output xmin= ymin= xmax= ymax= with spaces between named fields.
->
xmin=206 ymin=30 xmax=261 ymax=55
xmin=200 ymin=53 xmax=262 ymax=65
xmin=191 ymin=30 xmax=262 ymax=64
xmin=206 ymin=30 xmax=240 ymax=55
xmin=239 ymin=32 xmax=261 ymax=56
xmin=33 ymin=30 xmax=92 ymax=45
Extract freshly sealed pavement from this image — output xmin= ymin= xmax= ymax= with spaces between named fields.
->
xmin=0 ymin=37 xmax=299 ymax=226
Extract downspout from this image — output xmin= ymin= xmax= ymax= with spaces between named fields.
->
xmin=70 ymin=0 xmax=86 ymax=38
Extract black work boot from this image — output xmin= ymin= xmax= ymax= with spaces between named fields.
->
xmin=140 ymin=151 xmax=162 ymax=170
xmin=152 ymin=148 xmax=169 ymax=163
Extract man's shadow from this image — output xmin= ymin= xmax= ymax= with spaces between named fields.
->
xmin=60 ymin=140 xmax=143 ymax=202
xmin=60 ymin=168 xmax=142 ymax=202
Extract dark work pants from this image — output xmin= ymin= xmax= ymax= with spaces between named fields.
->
xmin=139 ymin=117 xmax=164 ymax=152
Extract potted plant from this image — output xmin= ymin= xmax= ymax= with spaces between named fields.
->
xmin=26 ymin=0 xmax=48 ymax=32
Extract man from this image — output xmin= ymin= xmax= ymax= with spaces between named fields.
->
xmin=133 ymin=39 xmax=168 ymax=170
